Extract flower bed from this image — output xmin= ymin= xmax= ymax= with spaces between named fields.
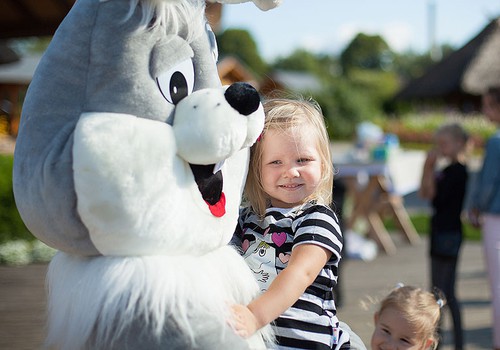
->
xmin=376 ymin=112 xmax=496 ymax=149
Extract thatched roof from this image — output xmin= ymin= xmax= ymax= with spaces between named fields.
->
xmin=396 ymin=16 xmax=500 ymax=102
xmin=463 ymin=18 xmax=500 ymax=94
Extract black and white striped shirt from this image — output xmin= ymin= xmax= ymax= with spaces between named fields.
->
xmin=233 ymin=202 xmax=349 ymax=350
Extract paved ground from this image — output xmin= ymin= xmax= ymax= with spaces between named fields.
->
xmin=337 ymin=236 xmax=492 ymax=349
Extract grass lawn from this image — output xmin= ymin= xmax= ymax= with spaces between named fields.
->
xmin=384 ymin=213 xmax=482 ymax=241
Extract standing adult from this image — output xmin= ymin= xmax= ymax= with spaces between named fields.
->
xmin=469 ymin=86 xmax=500 ymax=350
xmin=419 ymin=123 xmax=469 ymax=350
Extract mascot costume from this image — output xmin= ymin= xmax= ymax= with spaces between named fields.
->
xmin=13 ymin=0 xmax=281 ymax=349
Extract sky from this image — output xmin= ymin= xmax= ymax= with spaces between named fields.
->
xmin=220 ymin=0 xmax=500 ymax=61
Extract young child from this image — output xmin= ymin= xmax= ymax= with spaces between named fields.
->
xmin=419 ymin=123 xmax=468 ymax=349
xmin=371 ymin=285 xmax=444 ymax=350
xmin=230 ymin=97 xmax=351 ymax=349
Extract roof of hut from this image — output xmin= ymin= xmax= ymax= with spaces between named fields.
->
xmin=396 ymin=16 xmax=500 ymax=100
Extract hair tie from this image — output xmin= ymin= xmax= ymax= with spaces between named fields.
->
xmin=436 ymin=298 xmax=444 ymax=308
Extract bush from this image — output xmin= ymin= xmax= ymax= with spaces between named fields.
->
xmin=0 ymin=154 xmax=34 ymax=243
xmin=31 ymin=239 xmax=57 ymax=263
xmin=0 ymin=240 xmax=32 ymax=265
xmin=0 ymin=239 xmax=56 ymax=265
xmin=375 ymin=112 xmax=496 ymax=148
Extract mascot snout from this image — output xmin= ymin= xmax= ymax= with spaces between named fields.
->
xmin=173 ymin=82 xmax=264 ymax=165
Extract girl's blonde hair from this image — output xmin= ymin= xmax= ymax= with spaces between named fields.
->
xmin=377 ymin=285 xmax=444 ymax=350
xmin=244 ymin=97 xmax=333 ymax=217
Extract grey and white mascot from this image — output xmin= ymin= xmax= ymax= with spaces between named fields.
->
xmin=13 ymin=0 xmax=281 ymax=349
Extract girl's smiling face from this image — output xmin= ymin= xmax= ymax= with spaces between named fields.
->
xmin=259 ymin=126 xmax=322 ymax=209
xmin=371 ymin=306 xmax=433 ymax=350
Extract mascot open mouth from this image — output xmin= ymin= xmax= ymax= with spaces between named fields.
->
xmin=189 ymin=164 xmax=226 ymax=217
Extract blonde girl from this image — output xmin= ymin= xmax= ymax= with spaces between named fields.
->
xmin=230 ymin=97 xmax=352 ymax=349
xmin=371 ymin=285 xmax=444 ymax=350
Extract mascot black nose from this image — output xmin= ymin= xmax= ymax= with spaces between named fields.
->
xmin=224 ymin=82 xmax=261 ymax=116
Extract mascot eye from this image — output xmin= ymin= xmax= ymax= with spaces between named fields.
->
xmin=156 ymin=59 xmax=194 ymax=105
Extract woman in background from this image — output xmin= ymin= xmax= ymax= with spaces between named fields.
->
xmin=469 ymin=86 xmax=500 ymax=350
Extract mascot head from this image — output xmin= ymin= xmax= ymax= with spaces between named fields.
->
xmin=13 ymin=0 xmax=282 ymax=349
xmin=14 ymin=0 xmax=279 ymax=257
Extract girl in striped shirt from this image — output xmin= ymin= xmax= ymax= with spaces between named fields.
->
xmin=231 ymin=97 xmax=354 ymax=350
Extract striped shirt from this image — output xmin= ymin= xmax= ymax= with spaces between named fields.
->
xmin=233 ymin=202 xmax=349 ymax=350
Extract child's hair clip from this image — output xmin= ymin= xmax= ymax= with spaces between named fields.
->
xmin=432 ymin=287 xmax=446 ymax=308
xmin=394 ymin=282 xmax=405 ymax=289
xmin=256 ymin=133 xmax=263 ymax=142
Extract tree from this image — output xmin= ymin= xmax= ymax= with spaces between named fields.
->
xmin=340 ymin=33 xmax=393 ymax=74
xmin=393 ymin=44 xmax=456 ymax=82
xmin=271 ymin=49 xmax=341 ymax=87
xmin=216 ymin=29 xmax=268 ymax=76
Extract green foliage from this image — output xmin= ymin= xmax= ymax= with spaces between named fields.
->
xmin=340 ymin=33 xmax=393 ymax=73
xmin=7 ymin=36 xmax=52 ymax=55
xmin=393 ymin=44 xmax=456 ymax=82
xmin=316 ymin=79 xmax=374 ymax=139
xmin=315 ymin=69 xmax=399 ymax=140
xmin=0 ymin=239 xmax=56 ymax=265
xmin=272 ymin=49 xmax=339 ymax=78
xmin=0 ymin=240 xmax=31 ymax=265
xmin=216 ymin=29 xmax=268 ymax=76
xmin=347 ymin=69 xmax=400 ymax=113
xmin=0 ymin=155 xmax=33 ymax=243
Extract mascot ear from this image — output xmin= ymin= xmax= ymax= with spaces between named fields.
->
xmin=208 ymin=0 xmax=282 ymax=11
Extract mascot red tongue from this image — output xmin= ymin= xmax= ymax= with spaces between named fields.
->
xmin=208 ymin=194 xmax=226 ymax=216
xmin=12 ymin=0 xmax=281 ymax=349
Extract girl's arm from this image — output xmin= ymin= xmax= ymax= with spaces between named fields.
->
xmin=419 ymin=149 xmax=438 ymax=200
xmin=231 ymin=243 xmax=332 ymax=338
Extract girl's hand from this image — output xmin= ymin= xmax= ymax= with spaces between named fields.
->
xmin=424 ymin=149 xmax=438 ymax=169
xmin=468 ymin=208 xmax=481 ymax=228
xmin=229 ymin=304 xmax=260 ymax=338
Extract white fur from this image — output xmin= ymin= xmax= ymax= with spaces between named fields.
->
xmin=73 ymin=112 xmax=249 ymax=256
xmin=46 ymin=246 xmax=272 ymax=349
xmin=123 ymin=0 xmax=206 ymax=42
xmin=208 ymin=0 xmax=282 ymax=11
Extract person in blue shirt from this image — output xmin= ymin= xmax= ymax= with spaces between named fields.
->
xmin=469 ymin=86 xmax=500 ymax=350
